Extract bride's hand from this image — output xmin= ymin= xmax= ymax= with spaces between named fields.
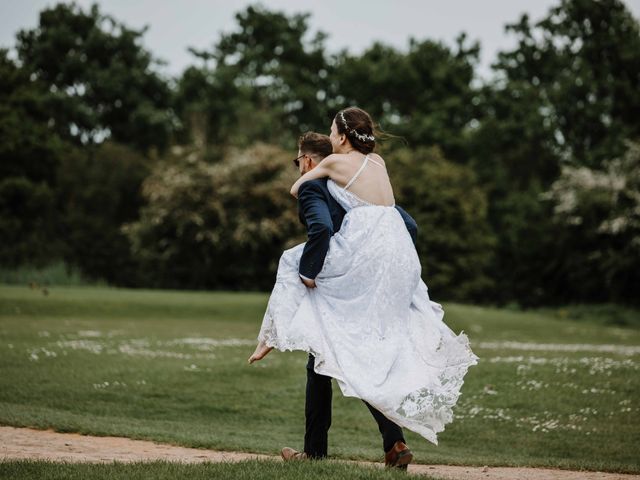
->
xmin=301 ymin=277 xmax=316 ymax=288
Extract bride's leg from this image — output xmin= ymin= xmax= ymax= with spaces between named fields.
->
xmin=248 ymin=340 xmax=274 ymax=364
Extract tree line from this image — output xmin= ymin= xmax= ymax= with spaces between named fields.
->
xmin=1 ymin=0 xmax=639 ymax=306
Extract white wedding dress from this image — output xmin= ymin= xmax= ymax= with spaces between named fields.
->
xmin=258 ymin=155 xmax=479 ymax=444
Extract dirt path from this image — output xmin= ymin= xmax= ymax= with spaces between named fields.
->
xmin=0 ymin=426 xmax=637 ymax=480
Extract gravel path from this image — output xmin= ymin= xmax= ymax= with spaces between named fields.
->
xmin=1 ymin=426 xmax=637 ymax=480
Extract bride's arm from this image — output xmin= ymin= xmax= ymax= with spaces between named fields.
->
xmin=290 ymin=156 xmax=338 ymax=197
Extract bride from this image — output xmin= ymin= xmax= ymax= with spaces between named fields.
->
xmin=249 ymin=107 xmax=478 ymax=445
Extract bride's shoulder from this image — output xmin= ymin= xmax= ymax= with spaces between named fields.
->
xmin=320 ymin=153 xmax=340 ymax=163
xmin=368 ymin=152 xmax=386 ymax=165
xmin=318 ymin=153 xmax=351 ymax=174
xmin=321 ymin=153 xmax=346 ymax=164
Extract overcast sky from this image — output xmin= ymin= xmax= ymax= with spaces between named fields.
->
xmin=2 ymin=0 xmax=639 ymax=81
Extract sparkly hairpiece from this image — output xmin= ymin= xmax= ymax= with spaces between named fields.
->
xmin=339 ymin=111 xmax=375 ymax=143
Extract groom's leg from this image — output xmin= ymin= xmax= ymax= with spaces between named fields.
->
xmin=304 ymin=354 xmax=332 ymax=458
xmin=363 ymin=401 xmax=406 ymax=453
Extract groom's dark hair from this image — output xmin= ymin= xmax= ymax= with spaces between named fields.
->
xmin=298 ymin=131 xmax=332 ymax=162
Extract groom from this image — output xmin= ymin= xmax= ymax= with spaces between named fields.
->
xmin=281 ymin=132 xmax=416 ymax=469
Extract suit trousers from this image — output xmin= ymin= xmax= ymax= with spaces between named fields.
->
xmin=304 ymin=354 xmax=405 ymax=458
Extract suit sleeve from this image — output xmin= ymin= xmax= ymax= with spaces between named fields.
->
xmin=394 ymin=205 xmax=418 ymax=245
xmin=298 ymin=182 xmax=334 ymax=279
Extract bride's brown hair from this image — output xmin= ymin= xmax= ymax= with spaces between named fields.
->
xmin=334 ymin=107 xmax=378 ymax=154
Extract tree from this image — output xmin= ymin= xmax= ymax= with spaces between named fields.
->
xmin=387 ymin=147 xmax=495 ymax=301
xmin=55 ymin=141 xmax=151 ymax=285
xmin=333 ymin=34 xmax=481 ymax=163
xmin=545 ymin=140 xmax=640 ymax=304
xmin=0 ymin=49 xmax=66 ymax=266
xmin=175 ymin=5 xmax=332 ymax=149
xmin=0 ymin=49 xmax=64 ymax=185
xmin=0 ymin=177 xmax=58 ymax=267
xmin=467 ymin=0 xmax=640 ymax=305
xmin=467 ymin=80 xmax=562 ymax=305
xmin=15 ymin=2 xmax=175 ymax=154
xmin=490 ymin=0 xmax=640 ymax=169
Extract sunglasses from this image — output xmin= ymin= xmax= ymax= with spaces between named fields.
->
xmin=293 ymin=154 xmax=307 ymax=167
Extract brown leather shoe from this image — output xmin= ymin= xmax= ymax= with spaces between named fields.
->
xmin=281 ymin=447 xmax=308 ymax=461
xmin=384 ymin=441 xmax=413 ymax=469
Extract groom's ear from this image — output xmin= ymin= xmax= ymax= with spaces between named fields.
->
xmin=307 ymin=156 xmax=317 ymax=169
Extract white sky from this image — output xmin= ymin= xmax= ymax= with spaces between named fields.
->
xmin=2 ymin=0 xmax=639 ymax=81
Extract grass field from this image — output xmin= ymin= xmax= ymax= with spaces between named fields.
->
xmin=0 ymin=459 xmax=424 ymax=480
xmin=0 ymin=285 xmax=638 ymax=474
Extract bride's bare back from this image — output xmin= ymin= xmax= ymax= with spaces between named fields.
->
xmin=329 ymin=152 xmax=395 ymax=206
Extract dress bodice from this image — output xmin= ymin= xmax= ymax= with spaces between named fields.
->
xmin=327 ymin=178 xmax=374 ymax=211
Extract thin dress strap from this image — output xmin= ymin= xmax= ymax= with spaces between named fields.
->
xmin=368 ymin=156 xmax=385 ymax=167
xmin=344 ymin=155 xmax=369 ymax=191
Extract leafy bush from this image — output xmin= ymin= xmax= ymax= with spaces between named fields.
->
xmin=544 ymin=140 xmax=640 ymax=303
xmin=124 ymin=144 xmax=302 ymax=290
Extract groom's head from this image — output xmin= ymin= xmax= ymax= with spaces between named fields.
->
xmin=296 ymin=132 xmax=332 ymax=175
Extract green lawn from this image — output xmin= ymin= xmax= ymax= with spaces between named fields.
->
xmin=0 ymin=285 xmax=638 ymax=474
xmin=0 ymin=459 xmax=428 ymax=480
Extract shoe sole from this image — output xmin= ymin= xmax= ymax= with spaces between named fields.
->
xmin=387 ymin=449 xmax=413 ymax=469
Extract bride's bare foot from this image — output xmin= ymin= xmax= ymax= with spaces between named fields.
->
xmin=248 ymin=341 xmax=274 ymax=364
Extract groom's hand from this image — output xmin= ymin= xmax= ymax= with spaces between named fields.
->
xmin=301 ymin=276 xmax=317 ymax=288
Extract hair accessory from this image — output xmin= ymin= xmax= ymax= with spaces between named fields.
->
xmin=339 ymin=111 xmax=375 ymax=143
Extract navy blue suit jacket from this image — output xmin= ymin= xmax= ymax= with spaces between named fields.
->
xmin=297 ymin=178 xmax=418 ymax=279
